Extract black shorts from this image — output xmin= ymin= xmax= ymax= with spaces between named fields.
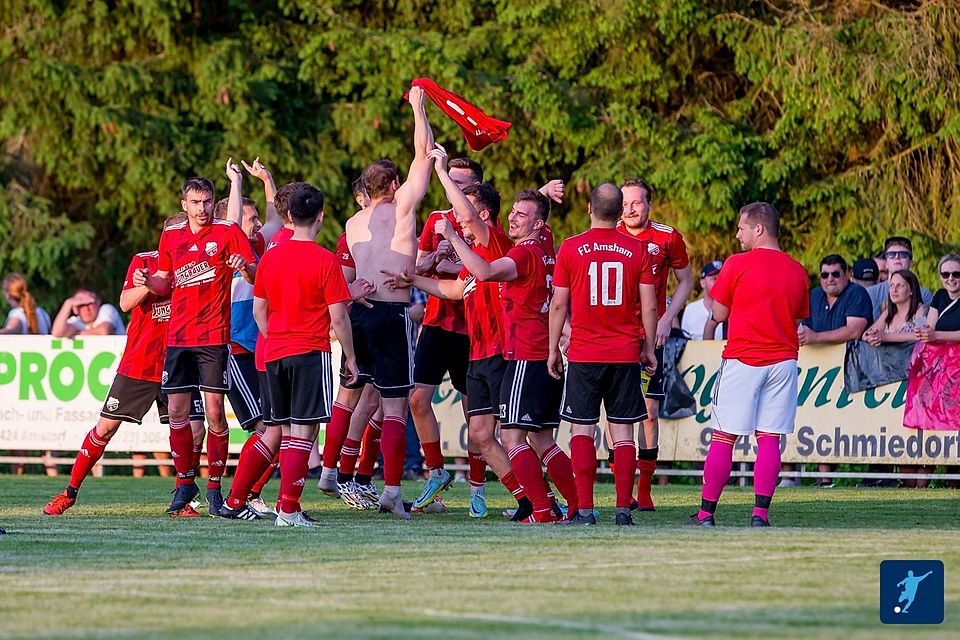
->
xmin=339 ymin=351 xmax=367 ymax=390
xmin=161 ymin=345 xmax=230 ymax=393
xmin=560 ymin=362 xmax=648 ymax=425
xmin=258 ymin=370 xmax=278 ymax=427
xmin=226 ymin=352 xmax=262 ymax=430
xmin=645 ymin=346 xmax=665 ymax=401
xmin=466 ymin=355 xmax=508 ymax=417
xmin=499 ymin=359 xmax=562 ymax=432
xmin=102 ymin=375 xmax=204 ymax=425
xmin=349 ymin=301 xmax=413 ymax=399
xmin=414 ymin=325 xmax=469 ymax=394
xmin=266 ymin=351 xmax=334 ymax=425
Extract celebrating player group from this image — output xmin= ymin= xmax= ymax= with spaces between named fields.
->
xmin=43 ymin=83 xmax=809 ymax=528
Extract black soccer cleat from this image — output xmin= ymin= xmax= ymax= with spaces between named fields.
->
xmin=615 ymin=512 xmax=635 ymax=526
xmin=510 ymin=497 xmax=534 ymax=522
xmin=206 ymin=489 xmax=225 ymax=517
xmin=686 ymin=513 xmax=716 ymax=527
xmin=219 ymin=504 xmax=262 ymax=521
xmin=166 ymin=483 xmax=199 ymax=514
xmin=750 ymin=515 xmax=770 ymax=527
xmin=556 ymin=512 xmax=597 ymax=526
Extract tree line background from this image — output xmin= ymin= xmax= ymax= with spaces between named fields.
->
xmin=2 ymin=0 xmax=958 ymax=313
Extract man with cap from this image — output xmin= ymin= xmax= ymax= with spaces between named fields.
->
xmin=851 ymin=258 xmax=879 ymax=289
xmin=681 ymin=260 xmax=724 ymax=340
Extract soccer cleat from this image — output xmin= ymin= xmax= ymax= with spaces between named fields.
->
xmin=629 ymin=499 xmax=654 ymax=512
xmin=275 ymin=510 xmax=319 ymax=527
xmin=615 ymin=512 xmax=635 ymax=526
xmin=419 ymin=496 xmax=448 ymax=514
xmin=750 ymin=515 xmax=771 ymax=527
xmin=378 ymin=500 xmax=413 ymax=515
xmin=219 ymin=504 xmax=263 ymax=521
xmin=686 ymin=513 xmax=716 ymax=527
xmin=412 ymin=469 xmax=452 ymax=509
xmin=166 ymin=483 xmax=199 ymax=514
xmin=170 ymin=504 xmax=201 ymax=517
xmin=317 ymin=471 xmax=341 ymax=498
xmin=206 ymin=488 xmax=225 ymax=517
xmin=379 ymin=491 xmax=412 ymax=521
xmin=355 ymin=482 xmax=380 ymax=505
xmin=509 ymin=497 xmax=533 ymax=522
xmin=43 ymin=491 xmax=76 ymax=516
xmin=246 ymin=496 xmax=277 ymax=518
xmin=556 ymin=512 xmax=597 ymax=526
xmin=469 ymin=492 xmax=488 ymax=519
xmin=339 ymin=481 xmax=371 ymax=510
xmin=519 ymin=510 xmax=560 ymax=524
xmin=551 ymin=499 xmax=568 ymax=520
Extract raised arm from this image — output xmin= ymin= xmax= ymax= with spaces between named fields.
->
xmin=242 ymin=157 xmax=281 ymax=243
xmin=225 ymin=158 xmax=243 ymax=225
xmin=429 ymin=144 xmax=490 ymax=246
xmin=440 ymin=219 xmax=517 ymax=282
xmin=394 ymin=86 xmax=435 ymax=216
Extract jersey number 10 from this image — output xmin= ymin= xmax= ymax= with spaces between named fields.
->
xmin=588 ymin=261 xmax=623 ymax=306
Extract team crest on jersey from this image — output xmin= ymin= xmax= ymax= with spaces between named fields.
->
xmin=106 ymin=397 xmax=120 ymax=412
xmin=647 ymin=242 xmax=661 ymax=256
xmin=205 ymin=241 xmax=218 ymax=256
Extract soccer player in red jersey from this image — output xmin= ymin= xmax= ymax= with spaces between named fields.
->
xmin=383 ymin=155 xmax=533 ymax=520
xmin=548 ymin=184 xmax=659 ymax=526
xmin=617 ymin=177 xmax=694 ymax=511
xmin=43 ymin=215 xmax=206 ymax=516
xmin=251 ymin=185 xmax=358 ymax=526
xmin=407 ymin=156 xmax=479 ymax=509
xmin=144 ymin=176 xmax=256 ymax=515
xmin=689 ymin=202 xmax=809 ymax=527
xmin=438 ymin=189 xmax=579 ymax=523
xmin=344 ymin=86 xmax=435 ymax=519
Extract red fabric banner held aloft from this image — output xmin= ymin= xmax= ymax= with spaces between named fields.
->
xmin=903 ymin=342 xmax=960 ymax=431
xmin=405 ymin=78 xmax=511 ymax=152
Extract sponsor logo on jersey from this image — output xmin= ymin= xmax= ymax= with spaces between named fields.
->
xmin=151 ymin=301 xmax=171 ymax=321
xmin=106 ymin=396 xmax=120 ymax=411
xmin=205 ymin=241 xmax=218 ymax=256
xmin=462 ymin=276 xmax=478 ymax=297
xmin=174 ymin=260 xmax=216 ymax=288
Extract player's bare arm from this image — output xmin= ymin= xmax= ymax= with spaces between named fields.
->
xmin=381 ymin=267 xmax=465 ymax=301
xmin=429 ymin=143 xmax=490 ymax=246
xmin=119 ymin=268 xmax=151 ymax=312
xmin=394 ymin=86 xmax=435 ymax=218
xmin=539 ymin=179 xmax=565 ymax=204
xmin=226 ymin=253 xmax=256 ymax=284
xmin=241 ymin=157 xmax=281 ymax=243
xmin=437 ymin=218 xmax=517 ymax=282
xmin=712 ymin=300 xmax=730 ymax=323
xmin=639 ymin=282 xmax=658 ymax=374
xmin=144 ymin=270 xmax=172 ymax=297
xmin=657 ymin=265 xmax=694 ymax=347
xmin=329 ymin=301 xmax=359 ymax=385
xmin=225 ymin=158 xmax=243 ymax=226
xmin=252 ymin=295 xmax=268 ymax=337
xmin=547 ymin=285 xmax=571 ymax=380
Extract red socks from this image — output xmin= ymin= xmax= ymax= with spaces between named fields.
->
xmin=508 ymin=444 xmax=552 ymax=517
xmin=569 ymin=434 xmax=597 ymax=511
xmin=468 ymin=451 xmax=486 ymax=487
xmin=613 ymin=440 xmax=637 ymax=509
xmin=635 ymin=447 xmax=658 ymax=509
xmin=422 ymin=440 xmax=444 ymax=471
xmin=68 ymin=428 xmax=111 ymax=490
xmin=356 ymin=419 xmax=382 ymax=477
xmin=226 ymin=435 xmax=274 ymax=509
xmin=380 ymin=416 xmax=406 ymax=487
xmin=206 ymin=429 xmax=229 ymax=490
xmin=338 ymin=438 xmax=362 ymax=478
xmin=322 ymin=402 xmax=353 ymax=468
xmin=753 ymin=431 xmax=781 ymax=520
xmin=541 ymin=443 xmax=578 ymax=515
xmin=500 ymin=469 xmax=524 ymax=500
xmin=278 ymin=436 xmax=312 ymax=513
xmin=169 ymin=418 xmax=195 ymax=486
xmin=251 ymin=451 xmax=279 ymax=494
xmin=698 ymin=430 xmax=736 ymax=520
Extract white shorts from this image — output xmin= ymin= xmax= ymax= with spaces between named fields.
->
xmin=710 ymin=358 xmax=798 ymax=436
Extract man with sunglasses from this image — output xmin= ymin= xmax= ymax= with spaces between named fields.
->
xmin=796 ymin=254 xmax=872 ymax=487
xmin=867 ymin=237 xmax=933 ymax=321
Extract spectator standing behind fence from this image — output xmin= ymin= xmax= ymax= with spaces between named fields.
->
xmin=1 ymin=274 xmax=52 ymax=335
xmin=682 ymin=261 xmax=725 ymax=340
xmin=792 ymin=254 xmax=872 ymax=488
xmin=3 ymin=274 xmax=52 ymax=476
xmin=867 ymin=237 xmax=932 ymax=321
xmin=51 ymin=289 xmax=126 ymax=338
xmin=851 ymin=258 xmax=879 ymax=289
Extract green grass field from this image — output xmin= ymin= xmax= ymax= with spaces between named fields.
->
xmin=1 ymin=477 xmax=957 ymax=639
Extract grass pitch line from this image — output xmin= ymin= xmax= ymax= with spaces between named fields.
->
xmin=425 ymin=609 xmax=681 ymax=639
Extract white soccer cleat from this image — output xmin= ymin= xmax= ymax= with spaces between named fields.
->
xmin=275 ymin=510 xmax=319 ymax=527
xmin=378 ymin=490 xmax=411 ymax=521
